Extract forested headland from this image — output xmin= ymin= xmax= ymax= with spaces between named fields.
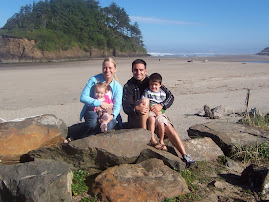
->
xmin=0 ymin=0 xmax=148 ymax=62
xmin=257 ymin=47 xmax=269 ymax=56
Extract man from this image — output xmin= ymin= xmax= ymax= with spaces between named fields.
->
xmin=122 ymin=59 xmax=195 ymax=166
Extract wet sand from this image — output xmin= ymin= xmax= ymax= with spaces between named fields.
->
xmin=1 ymin=55 xmax=269 ymax=139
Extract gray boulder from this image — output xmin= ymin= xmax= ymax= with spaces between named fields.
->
xmin=0 ymin=159 xmax=73 ymax=202
xmin=184 ymin=137 xmax=224 ymax=161
xmin=203 ymin=105 xmax=226 ymax=119
xmin=137 ymin=146 xmax=186 ymax=170
xmin=24 ymin=128 xmax=152 ymax=171
xmin=90 ymin=158 xmax=189 ymax=201
xmin=188 ymin=122 xmax=269 ymax=155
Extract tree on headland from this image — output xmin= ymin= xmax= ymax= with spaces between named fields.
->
xmin=0 ymin=0 xmax=146 ymax=54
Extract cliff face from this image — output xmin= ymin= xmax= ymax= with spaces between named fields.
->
xmin=0 ymin=36 xmax=148 ymax=63
xmin=256 ymin=47 xmax=269 ymax=56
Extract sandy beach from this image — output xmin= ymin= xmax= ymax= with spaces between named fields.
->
xmin=1 ymin=55 xmax=269 ymax=140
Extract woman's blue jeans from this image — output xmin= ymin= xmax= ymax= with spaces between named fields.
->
xmin=81 ymin=110 xmax=116 ymax=136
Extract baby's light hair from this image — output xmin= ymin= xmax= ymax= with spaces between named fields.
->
xmin=95 ymin=82 xmax=109 ymax=92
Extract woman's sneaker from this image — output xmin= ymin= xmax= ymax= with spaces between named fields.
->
xmin=184 ymin=154 xmax=196 ymax=167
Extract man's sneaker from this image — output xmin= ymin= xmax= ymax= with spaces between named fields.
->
xmin=184 ymin=154 xmax=196 ymax=167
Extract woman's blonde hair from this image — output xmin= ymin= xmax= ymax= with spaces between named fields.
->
xmin=102 ymin=57 xmax=119 ymax=81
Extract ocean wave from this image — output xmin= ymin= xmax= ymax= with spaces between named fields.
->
xmin=148 ymin=52 xmax=230 ymax=57
xmin=148 ymin=52 xmax=175 ymax=57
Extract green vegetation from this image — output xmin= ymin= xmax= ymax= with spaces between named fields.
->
xmin=0 ymin=0 xmax=146 ymax=54
xmin=72 ymin=170 xmax=90 ymax=196
xmin=231 ymin=142 xmax=269 ymax=165
xmin=164 ymin=160 xmax=227 ymax=201
xmin=241 ymin=112 xmax=269 ymax=131
xmin=80 ymin=196 xmax=98 ymax=202
xmin=236 ymin=109 xmax=269 ymax=165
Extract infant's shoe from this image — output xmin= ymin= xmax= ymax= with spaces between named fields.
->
xmin=100 ymin=121 xmax=108 ymax=132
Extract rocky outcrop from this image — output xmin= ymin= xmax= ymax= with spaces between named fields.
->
xmin=0 ymin=35 xmax=44 ymax=63
xmin=0 ymin=159 xmax=73 ymax=202
xmin=23 ymin=128 xmax=227 ymax=172
xmin=0 ymin=35 xmax=149 ymax=63
xmin=187 ymin=121 xmax=269 ymax=156
xmin=1 ymin=113 xmax=268 ymax=201
xmin=0 ymin=114 xmax=67 ymax=163
xmin=90 ymin=158 xmax=189 ymax=201
xmin=256 ymin=47 xmax=269 ymax=56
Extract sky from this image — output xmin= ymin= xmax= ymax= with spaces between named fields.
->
xmin=0 ymin=0 xmax=269 ymax=55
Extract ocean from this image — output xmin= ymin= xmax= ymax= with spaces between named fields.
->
xmin=148 ymin=52 xmax=269 ymax=63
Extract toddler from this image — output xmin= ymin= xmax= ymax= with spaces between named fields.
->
xmin=141 ymin=73 xmax=170 ymax=151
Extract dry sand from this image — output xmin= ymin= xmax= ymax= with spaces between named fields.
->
xmin=1 ymin=55 xmax=269 ymax=140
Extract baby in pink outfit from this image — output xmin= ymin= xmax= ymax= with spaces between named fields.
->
xmin=93 ymin=82 xmax=113 ymax=132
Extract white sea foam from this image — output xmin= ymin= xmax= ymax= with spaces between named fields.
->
xmin=148 ymin=52 xmax=230 ymax=57
xmin=148 ymin=52 xmax=175 ymax=57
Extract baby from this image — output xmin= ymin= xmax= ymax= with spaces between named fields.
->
xmin=93 ymin=82 xmax=113 ymax=132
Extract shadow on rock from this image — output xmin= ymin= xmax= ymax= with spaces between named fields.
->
xmin=218 ymin=173 xmax=252 ymax=191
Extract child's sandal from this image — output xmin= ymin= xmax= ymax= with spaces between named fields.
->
xmin=155 ymin=143 xmax=168 ymax=151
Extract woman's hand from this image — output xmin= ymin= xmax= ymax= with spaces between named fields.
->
xmin=100 ymin=102 xmax=111 ymax=109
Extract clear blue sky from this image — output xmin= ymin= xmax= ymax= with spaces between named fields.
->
xmin=0 ymin=0 xmax=268 ymax=54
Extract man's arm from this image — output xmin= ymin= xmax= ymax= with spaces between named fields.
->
xmin=160 ymin=85 xmax=174 ymax=110
xmin=122 ymin=82 xmax=136 ymax=116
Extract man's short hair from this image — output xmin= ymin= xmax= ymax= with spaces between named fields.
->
xmin=149 ymin=73 xmax=162 ymax=84
xmin=132 ymin=59 xmax=146 ymax=69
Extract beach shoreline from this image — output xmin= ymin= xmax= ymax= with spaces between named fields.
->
xmin=1 ymin=55 xmax=269 ymax=140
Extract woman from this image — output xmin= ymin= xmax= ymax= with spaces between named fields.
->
xmin=79 ymin=57 xmax=123 ymax=135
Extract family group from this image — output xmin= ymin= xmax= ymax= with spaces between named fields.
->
xmin=65 ymin=57 xmax=195 ymax=166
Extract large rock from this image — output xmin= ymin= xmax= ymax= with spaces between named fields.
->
xmin=188 ymin=122 xmax=269 ymax=155
xmin=24 ymin=128 xmax=151 ymax=171
xmin=0 ymin=114 xmax=67 ymax=163
xmin=137 ymin=146 xmax=186 ymax=170
xmin=0 ymin=159 xmax=73 ymax=202
xmin=184 ymin=137 xmax=224 ymax=161
xmin=90 ymin=158 xmax=189 ymax=202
